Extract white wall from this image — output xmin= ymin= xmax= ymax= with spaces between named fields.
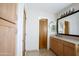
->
xmin=16 ymin=3 xmax=25 ymax=56
xmin=26 ymin=7 xmax=56 ymax=51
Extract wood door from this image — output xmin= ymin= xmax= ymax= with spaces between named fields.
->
xmin=0 ymin=3 xmax=16 ymax=56
xmin=0 ymin=23 xmax=16 ymax=56
xmin=39 ymin=19 xmax=48 ymax=49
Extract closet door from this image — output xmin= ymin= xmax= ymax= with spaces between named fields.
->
xmin=39 ymin=19 xmax=48 ymax=49
xmin=0 ymin=3 xmax=16 ymax=56
xmin=0 ymin=25 xmax=16 ymax=56
xmin=0 ymin=18 xmax=16 ymax=56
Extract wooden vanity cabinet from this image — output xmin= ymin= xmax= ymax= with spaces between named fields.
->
xmin=50 ymin=37 xmax=58 ymax=54
xmin=57 ymin=39 xmax=63 ymax=56
xmin=50 ymin=37 xmax=76 ymax=56
xmin=63 ymin=41 xmax=76 ymax=56
xmin=50 ymin=37 xmax=63 ymax=55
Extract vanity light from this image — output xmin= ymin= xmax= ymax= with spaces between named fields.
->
xmin=59 ymin=8 xmax=75 ymax=18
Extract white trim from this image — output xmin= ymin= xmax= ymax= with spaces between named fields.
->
xmin=16 ymin=3 xmax=25 ymax=56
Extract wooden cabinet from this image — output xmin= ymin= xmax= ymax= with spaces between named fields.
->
xmin=39 ymin=19 xmax=48 ymax=49
xmin=63 ymin=41 xmax=76 ymax=56
xmin=63 ymin=45 xmax=75 ymax=56
xmin=51 ymin=38 xmax=58 ymax=54
xmin=50 ymin=36 xmax=77 ymax=56
xmin=57 ymin=39 xmax=63 ymax=56
xmin=50 ymin=37 xmax=63 ymax=55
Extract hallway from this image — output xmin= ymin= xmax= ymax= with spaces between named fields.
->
xmin=26 ymin=49 xmax=56 ymax=56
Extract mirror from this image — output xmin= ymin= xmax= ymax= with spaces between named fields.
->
xmin=49 ymin=22 xmax=56 ymax=32
xmin=58 ymin=12 xmax=79 ymax=36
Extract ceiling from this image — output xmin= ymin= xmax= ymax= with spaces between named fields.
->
xmin=27 ymin=3 xmax=71 ymax=14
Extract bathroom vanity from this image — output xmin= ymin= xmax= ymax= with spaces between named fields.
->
xmin=50 ymin=35 xmax=79 ymax=56
xmin=52 ymin=9 xmax=79 ymax=56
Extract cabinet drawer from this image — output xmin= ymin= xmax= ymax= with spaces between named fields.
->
xmin=63 ymin=41 xmax=75 ymax=48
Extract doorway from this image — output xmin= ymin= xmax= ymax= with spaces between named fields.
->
xmin=39 ymin=19 xmax=48 ymax=49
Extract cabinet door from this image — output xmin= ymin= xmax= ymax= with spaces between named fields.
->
xmin=52 ymin=38 xmax=58 ymax=54
xmin=63 ymin=46 xmax=75 ymax=56
xmin=0 ymin=18 xmax=16 ymax=56
xmin=50 ymin=37 xmax=53 ymax=49
xmin=57 ymin=39 xmax=63 ymax=56
xmin=0 ymin=26 xmax=16 ymax=56
xmin=63 ymin=41 xmax=76 ymax=56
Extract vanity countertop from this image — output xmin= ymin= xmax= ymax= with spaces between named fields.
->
xmin=50 ymin=35 xmax=79 ymax=45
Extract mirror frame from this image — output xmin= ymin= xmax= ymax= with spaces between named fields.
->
xmin=57 ymin=10 xmax=79 ymax=37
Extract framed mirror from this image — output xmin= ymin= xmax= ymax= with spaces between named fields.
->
xmin=57 ymin=10 xmax=79 ymax=36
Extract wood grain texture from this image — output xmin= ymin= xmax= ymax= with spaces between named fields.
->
xmin=0 ymin=25 xmax=16 ymax=56
xmin=63 ymin=41 xmax=76 ymax=56
xmin=0 ymin=3 xmax=17 ymax=24
xmin=50 ymin=36 xmax=77 ymax=56
xmin=64 ymin=21 xmax=69 ymax=34
xmin=0 ymin=3 xmax=16 ymax=56
xmin=57 ymin=39 xmax=63 ymax=56
xmin=51 ymin=38 xmax=58 ymax=54
xmin=63 ymin=45 xmax=75 ymax=56
xmin=39 ymin=19 xmax=48 ymax=49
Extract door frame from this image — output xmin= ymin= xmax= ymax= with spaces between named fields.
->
xmin=22 ymin=8 xmax=26 ymax=56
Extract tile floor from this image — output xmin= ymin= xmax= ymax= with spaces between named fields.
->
xmin=26 ymin=49 xmax=56 ymax=56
